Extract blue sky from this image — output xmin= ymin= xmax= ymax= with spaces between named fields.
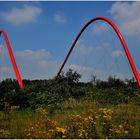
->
xmin=0 ymin=1 xmax=140 ymax=81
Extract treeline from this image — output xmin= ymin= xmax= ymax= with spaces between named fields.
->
xmin=0 ymin=69 xmax=140 ymax=110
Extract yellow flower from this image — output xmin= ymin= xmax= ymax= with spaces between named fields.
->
xmin=0 ymin=129 xmax=11 ymax=138
xmin=56 ymin=127 xmax=66 ymax=134
xmin=36 ymin=107 xmax=48 ymax=116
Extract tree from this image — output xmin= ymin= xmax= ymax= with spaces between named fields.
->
xmin=65 ymin=69 xmax=81 ymax=85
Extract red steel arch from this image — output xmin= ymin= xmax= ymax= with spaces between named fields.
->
xmin=0 ymin=30 xmax=24 ymax=89
xmin=57 ymin=16 xmax=140 ymax=88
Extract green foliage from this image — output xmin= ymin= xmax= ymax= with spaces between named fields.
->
xmin=0 ymin=69 xmax=139 ymax=111
xmin=0 ymin=69 xmax=140 ymax=138
xmin=86 ymin=88 xmax=130 ymax=105
xmin=28 ymin=91 xmax=61 ymax=110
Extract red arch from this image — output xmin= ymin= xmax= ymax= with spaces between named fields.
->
xmin=0 ymin=30 xmax=24 ymax=89
xmin=57 ymin=16 xmax=140 ymax=88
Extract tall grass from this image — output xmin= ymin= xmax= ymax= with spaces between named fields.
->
xmin=0 ymin=100 xmax=140 ymax=138
xmin=0 ymin=108 xmax=39 ymax=138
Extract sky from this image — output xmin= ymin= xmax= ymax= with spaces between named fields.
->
xmin=0 ymin=1 xmax=140 ymax=82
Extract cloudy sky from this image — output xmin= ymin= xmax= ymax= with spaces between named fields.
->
xmin=0 ymin=1 xmax=140 ymax=82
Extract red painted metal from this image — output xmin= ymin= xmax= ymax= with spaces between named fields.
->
xmin=57 ymin=16 xmax=140 ymax=88
xmin=0 ymin=30 xmax=24 ymax=89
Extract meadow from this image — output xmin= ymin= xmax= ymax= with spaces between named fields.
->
xmin=0 ymin=100 xmax=140 ymax=138
xmin=0 ymin=69 xmax=140 ymax=138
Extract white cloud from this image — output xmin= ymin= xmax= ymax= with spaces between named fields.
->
xmin=64 ymin=41 xmax=129 ymax=81
xmin=0 ymin=5 xmax=42 ymax=25
xmin=74 ymin=42 xmax=112 ymax=57
xmin=0 ymin=48 xmax=129 ymax=81
xmin=75 ymin=43 xmax=94 ymax=56
xmin=54 ymin=12 xmax=66 ymax=23
xmin=15 ymin=49 xmax=51 ymax=61
xmin=112 ymin=50 xmax=123 ymax=58
xmin=14 ymin=49 xmax=60 ymax=80
xmin=109 ymin=2 xmax=140 ymax=36
xmin=0 ymin=46 xmax=129 ymax=81
xmin=92 ymin=23 xmax=109 ymax=35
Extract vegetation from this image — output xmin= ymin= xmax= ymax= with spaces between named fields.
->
xmin=0 ymin=69 xmax=140 ymax=138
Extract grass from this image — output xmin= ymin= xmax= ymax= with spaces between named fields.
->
xmin=111 ymin=104 xmax=140 ymax=138
xmin=0 ymin=108 xmax=40 ymax=138
xmin=0 ymin=100 xmax=140 ymax=138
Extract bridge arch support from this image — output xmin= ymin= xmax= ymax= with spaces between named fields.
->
xmin=57 ymin=16 xmax=140 ymax=88
xmin=0 ymin=30 xmax=24 ymax=89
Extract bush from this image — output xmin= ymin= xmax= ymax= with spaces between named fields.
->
xmin=28 ymin=91 xmax=61 ymax=110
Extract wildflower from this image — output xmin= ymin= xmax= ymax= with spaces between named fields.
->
xmin=36 ymin=107 xmax=48 ymax=116
xmin=56 ymin=127 xmax=66 ymax=134
xmin=0 ymin=129 xmax=11 ymax=138
xmin=78 ymin=129 xmax=87 ymax=138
